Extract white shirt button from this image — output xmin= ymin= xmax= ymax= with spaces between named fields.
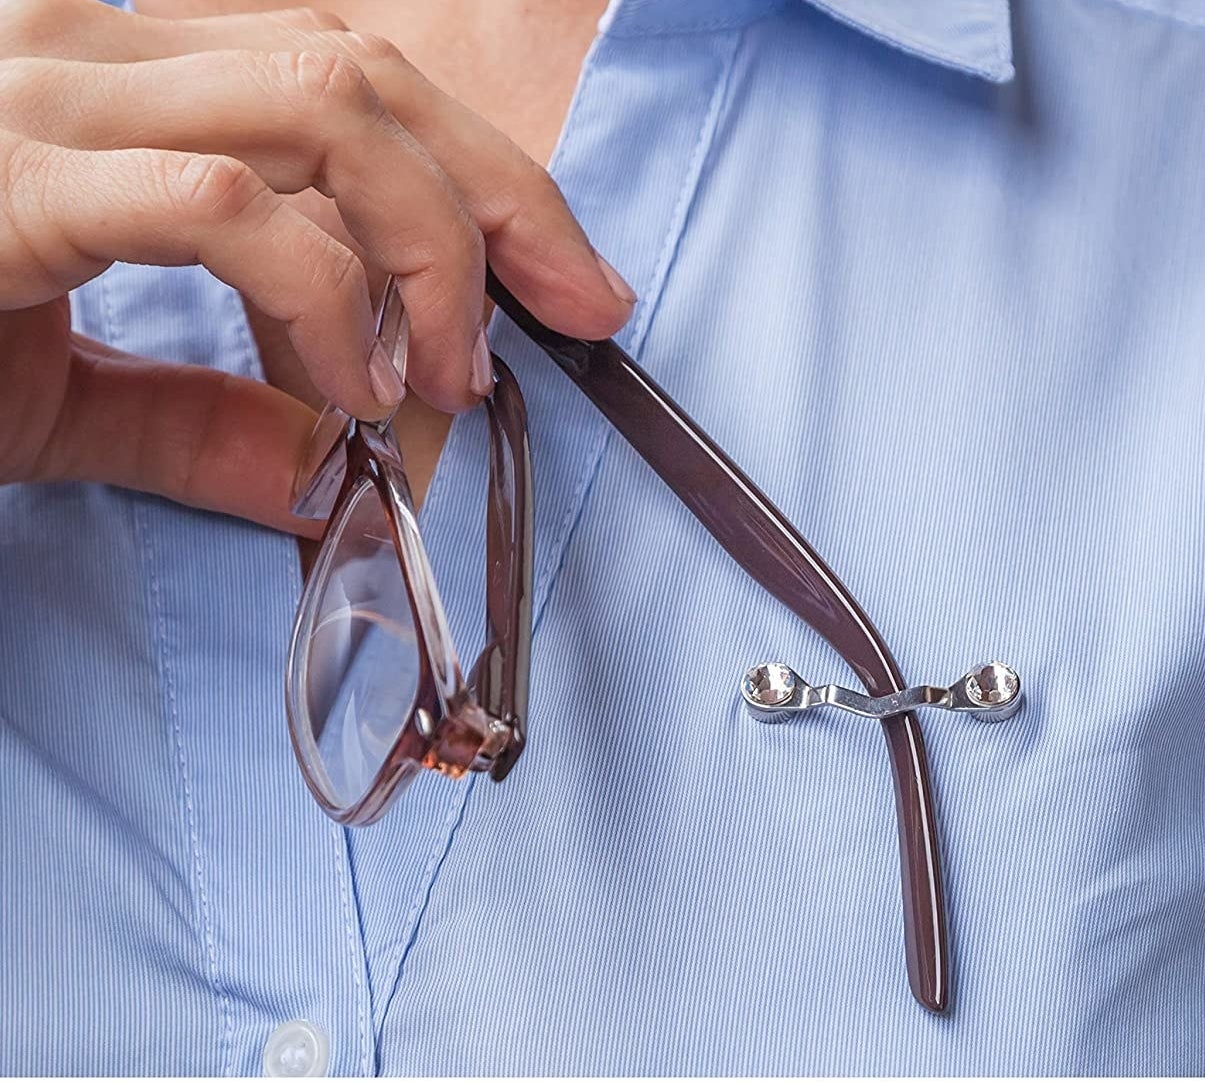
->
xmin=262 ymin=1019 xmax=330 ymax=1077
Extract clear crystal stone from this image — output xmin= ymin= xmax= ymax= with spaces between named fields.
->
xmin=742 ymin=663 xmax=797 ymax=707
xmin=964 ymin=662 xmax=1019 ymax=706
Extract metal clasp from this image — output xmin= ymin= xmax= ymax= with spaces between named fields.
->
xmin=740 ymin=660 xmax=1022 ymax=723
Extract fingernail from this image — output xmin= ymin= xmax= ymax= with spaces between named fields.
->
xmin=593 ymin=249 xmax=637 ymax=306
xmin=368 ymin=341 xmax=405 ymax=408
xmin=471 ymin=326 xmax=495 ymax=398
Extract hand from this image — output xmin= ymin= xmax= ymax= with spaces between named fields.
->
xmin=0 ymin=0 xmax=635 ymax=532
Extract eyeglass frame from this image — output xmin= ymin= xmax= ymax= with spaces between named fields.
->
xmin=285 ymin=321 xmax=532 ymax=827
xmin=287 ymin=265 xmax=961 ymax=1014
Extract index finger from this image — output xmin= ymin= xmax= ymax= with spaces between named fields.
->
xmin=356 ymin=47 xmax=639 ymax=338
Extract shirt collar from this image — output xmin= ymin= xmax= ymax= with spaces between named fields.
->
xmin=601 ymin=0 xmax=1014 ymax=84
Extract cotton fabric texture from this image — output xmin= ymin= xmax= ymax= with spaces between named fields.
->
xmin=2 ymin=0 xmax=1204 ymax=1073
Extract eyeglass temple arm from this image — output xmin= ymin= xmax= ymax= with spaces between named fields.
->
xmin=485 ymin=268 xmax=949 ymax=1013
xmin=471 ymin=357 xmax=534 ymax=782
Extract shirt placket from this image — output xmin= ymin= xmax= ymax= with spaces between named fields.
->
xmin=81 ymin=262 xmax=377 ymax=1076
xmin=341 ymin=15 xmax=754 ymax=1072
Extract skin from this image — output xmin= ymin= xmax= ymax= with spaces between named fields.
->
xmin=0 ymin=0 xmax=620 ymax=533
xmin=138 ymin=0 xmax=608 ymax=506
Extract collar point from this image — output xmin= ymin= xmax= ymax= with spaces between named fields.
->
xmin=803 ymin=0 xmax=1015 ymax=86
xmin=980 ymin=57 xmax=1016 ymax=84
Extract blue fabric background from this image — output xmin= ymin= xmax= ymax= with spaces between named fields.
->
xmin=2 ymin=0 xmax=1204 ymax=1072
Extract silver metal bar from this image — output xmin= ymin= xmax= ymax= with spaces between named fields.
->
xmin=741 ymin=661 xmax=1022 ymax=723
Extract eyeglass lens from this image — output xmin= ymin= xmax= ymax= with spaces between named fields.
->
xmin=293 ymin=474 xmax=422 ymax=810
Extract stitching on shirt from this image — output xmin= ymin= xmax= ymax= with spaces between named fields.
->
xmin=632 ymin=43 xmax=739 ymax=354
xmin=238 ymin=295 xmax=368 ymax=1068
xmin=525 ymin=38 xmax=619 ymax=600
xmin=425 ymin=0 xmax=611 ymax=563
xmin=530 ymin=25 xmax=745 ymax=629
xmin=530 ymin=416 xmax=610 ymax=611
xmin=374 ymin=777 xmax=476 ymax=1045
xmin=101 ymin=269 xmax=235 ymax=1073
xmin=1091 ymin=0 xmax=1205 ymax=32
xmin=331 ymin=826 xmax=373 ymax=1073
xmin=136 ymin=507 xmax=235 ymax=1072
xmin=372 ymin=393 xmax=482 ymax=1057
xmin=605 ymin=2 xmax=1014 ymax=80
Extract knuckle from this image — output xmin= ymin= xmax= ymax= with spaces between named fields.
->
xmin=137 ymin=365 xmax=224 ymax=505
xmin=473 ymin=154 xmax=564 ymax=234
xmin=0 ymin=57 xmax=61 ymax=141
xmin=169 ymin=153 xmax=265 ymax=224
xmin=404 ymin=283 xmax=458 ymax=345
xmin=0 ymin=131 xmax=16 ymax=193
xmin=2 ymin=131 xmax=55 ymax=192
xmin=507 ymin=157 xmax=563 ymax=213
xmin=286 ymin=49 xmax=375 ymax=111
xmin=0 ymin=138 xmax=77 ymax=305
xmin=403 ymin=259 xmax=463 ymax=324
xmin=393 ymin=207 xmax=482 ymax=287
xmin=316 ymin=240 xmax=367 ymax=299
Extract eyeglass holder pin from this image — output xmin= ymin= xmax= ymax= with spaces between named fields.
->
xmin=741 ymin=660 xmax=1022 ymax=723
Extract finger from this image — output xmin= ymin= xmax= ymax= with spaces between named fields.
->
xmin=356 ymin=48 xmax=639 ymax=339
xmin=0 ymin=52 xmax=490 ymax=412
xmin=0 ymin=132 xmax=386 ymax=419
xmin=134 ymin=6 xmax=356 ymax=56
xmin=30 ymin=333 xmax=324 ymax=537
xmin=64 ymin=11 xmax=639 ymax=341
xmin=0 ymin=0 xmax=348 ymax=62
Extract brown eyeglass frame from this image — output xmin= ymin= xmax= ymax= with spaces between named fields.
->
xmin=286 ymin=354 xmax=533 ymax=826
xmin=484 ymin=268 xmax=949 ymax=1014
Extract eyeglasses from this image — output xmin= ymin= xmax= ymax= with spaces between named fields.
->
xmin=286 ymin=276 xmax=531 ymax=825
xmin=286 ymin=268 xmax=1021 ymax=1015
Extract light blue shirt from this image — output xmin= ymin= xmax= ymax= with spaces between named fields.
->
xmin=3 ymin=0 xmax=1204 ymax=1073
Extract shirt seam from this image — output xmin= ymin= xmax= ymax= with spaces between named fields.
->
xmin=102 ymin=268 xmax=234 ymax=1074
xmin=362 ymin=31 xmax=746 ymax=1048
xmin=526 ymin=32 xmax=620 ymax=601
xmin=373 ymin=777 xmax=476 ymax=1049
xmin=332 ymin=829 xmax=374 ymax=1074
xmin=363 ymin=30 xmax=634 ymax=1041
xmin=628 ymin=35 xmax=742 ymax=356
xmin=138 ymin=505 xmax=234 ymax=1076
xmin=529 ymin=27 xmax=744 ymax=623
